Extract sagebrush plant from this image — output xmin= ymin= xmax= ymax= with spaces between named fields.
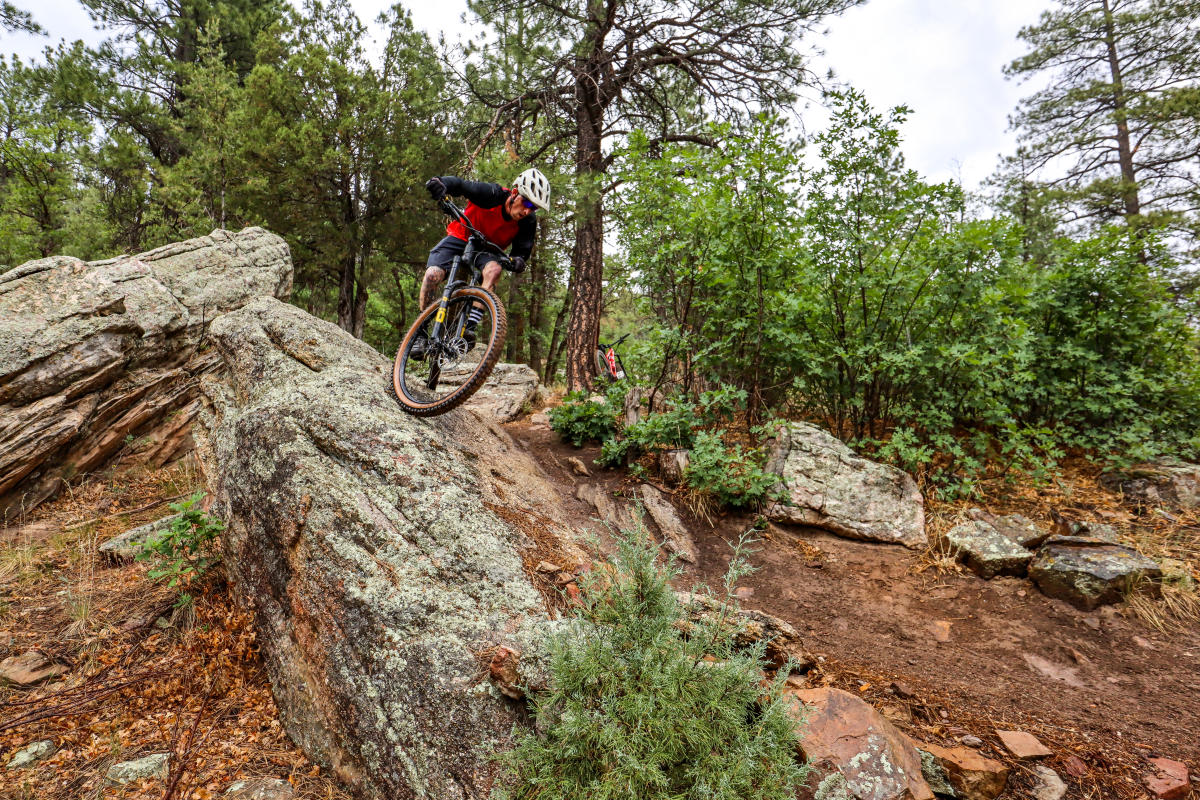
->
xmin=137 ymin=491 xmax=224 ymax=605
xmin=494 ymin=528 xmax=807 ymax=800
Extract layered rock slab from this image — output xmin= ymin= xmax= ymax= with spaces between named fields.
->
xmin=787 ymin=687 xmax=934 ymax=800
xmin=1099 ymin=462 xmax=1200 ymax=510
xmin=0 ymin=228 xmax=291 ymax=519
xmin=765 ymin=423 xmax=926 ymax=548
xmin=195 ymin=297 xmax=580 ymax=800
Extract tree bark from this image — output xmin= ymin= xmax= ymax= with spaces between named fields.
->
xmin=564 ymin=48 xmax=607 ymax=391
xmin=1102 ymin=0 xmax=1141 ymax=220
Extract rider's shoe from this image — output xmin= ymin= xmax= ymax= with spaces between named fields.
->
xmin=409 ymin=331 xmax=431 ymax=361
xmin=463 ymin=323 xmax=478 ymax=352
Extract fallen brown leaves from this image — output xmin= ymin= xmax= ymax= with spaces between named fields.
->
xmin=0 ymin=466 xmax=349 ymax=800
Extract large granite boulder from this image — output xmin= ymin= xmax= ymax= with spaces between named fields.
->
xmin=1030 ymin=536 xmax=1163 ymax=610
xmin=765 ymin=423 xmax=926 ymax=548
xmin=0 ymin=228 xmax=291 ymax=520
xmin=195 ymin=297 xmax=584 ymax=800
xmin=462 ymin=362 xmax=541 ymax=422
xmin=1099 ymin=462 xmax=1200 ymax=510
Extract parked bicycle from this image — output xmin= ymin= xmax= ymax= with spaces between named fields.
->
xmin=595 ymin=332 xmax=630 ymax=382
xmin=391 ymin=200 xmax=510 ymax=416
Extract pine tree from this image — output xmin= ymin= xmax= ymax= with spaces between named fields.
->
xmin=238 ymin=0 xmax=453 ymax=338
xmin=1005 ymin=0 xmax=1200 ymax=254
xmin=465 ymin=0 xmax=863 ymax=390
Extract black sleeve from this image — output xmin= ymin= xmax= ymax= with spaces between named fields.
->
xmin=510 ymin=216 xmax=536 ymax=261
xmin=439 ymin=176 xmax=507 ymax=209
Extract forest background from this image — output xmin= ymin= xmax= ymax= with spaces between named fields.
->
xmin=2 ymin=0 xmax=1199 ymax=497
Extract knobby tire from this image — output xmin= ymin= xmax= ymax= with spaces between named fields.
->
xmin=391 ymin=286 xmax=507 ymax=417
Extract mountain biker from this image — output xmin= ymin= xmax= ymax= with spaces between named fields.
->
xmin=414 ymin=169 xmax=551 ymax=356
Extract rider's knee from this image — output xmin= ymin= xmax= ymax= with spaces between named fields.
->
xmin=424 ymin=266 xmax=446 ymax=283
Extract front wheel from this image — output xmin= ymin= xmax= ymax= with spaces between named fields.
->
xmin=392 ymin=287 xmax=507 ymax=416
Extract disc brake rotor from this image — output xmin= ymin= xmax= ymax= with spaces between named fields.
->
xmin=436 ymin=337 xmax=470 ymax=369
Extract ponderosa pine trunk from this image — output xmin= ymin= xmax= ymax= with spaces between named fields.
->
xmin=564 ymin=49 xmax=606 ymax=392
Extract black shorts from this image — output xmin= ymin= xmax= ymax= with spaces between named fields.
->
xmin=426 ymin=236 xmax=499 ymax=272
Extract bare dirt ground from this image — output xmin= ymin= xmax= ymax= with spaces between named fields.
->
xmin=507 ymin=418 xmax=1200 ymax=800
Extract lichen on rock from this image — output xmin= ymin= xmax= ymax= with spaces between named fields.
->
xmin=195 ymin=297 xmax=582 ymax=800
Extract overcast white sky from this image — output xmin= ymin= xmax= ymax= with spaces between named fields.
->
xmin=1 ymin=0 xmax=1049 ymax=190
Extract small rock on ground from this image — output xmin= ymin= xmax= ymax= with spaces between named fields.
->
xmin=943 ymin=520 xmax=1033 ymax=578
xmin=0 ymin=650 xmax=67 ymax=686
xmin=6 ymin=740 xmax=55 ymax=769
xmin=106 ymin=753 xmax=170 ymax=784
xmin=1030 ymin=765 xmax=1067 ymax=800
xmin=1029 ymin=536 xmax=1162 ymax=610
xmin=1143 ymin=757 xmax=1190 ymax=800
xmin=639 ymin=484 xmax=696 ymax=563
xmin=566 ymin=456 xmax=590 ymax=476
xmin=787 ymin=687 xmax=934 ymax=800
xmin=99 ymin=514 xmax=182 ymax=563
xmin=995 ymin=730 xmax=1052 ymax=759
xmin=225 ymin=778 xmax=295 ymax=799
xmin=921 ymin=742 xmax=1009 ymax=800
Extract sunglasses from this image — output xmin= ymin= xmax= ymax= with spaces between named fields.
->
xmin=520 ymin=198 xmax=538 ymax=211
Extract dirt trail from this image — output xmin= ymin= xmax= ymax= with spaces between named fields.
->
xmin=509 ymin=418 xmax=1200 ymax=798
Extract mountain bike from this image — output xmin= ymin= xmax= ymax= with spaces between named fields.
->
xmin=595 ymin=332 xmax=630 ymax=382
xmin=391 ymin=200 xmax=509 ymax=416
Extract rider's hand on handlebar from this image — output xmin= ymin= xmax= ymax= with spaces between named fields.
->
xmin=509 ymin=256 xmax=526 ymax=274
xmin=425 ymin=177 xmax=447 ymax=202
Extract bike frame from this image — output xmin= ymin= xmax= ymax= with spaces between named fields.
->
xmin=597 ymin=332 xmax=631 ymax=380
xmin=422 ymin=201 xmax=509 ymax=389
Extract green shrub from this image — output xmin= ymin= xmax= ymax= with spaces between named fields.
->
xmin=137 ymin=491 xmax=224 ymax=604
xmin=686 ymin=431 xmax=781 ymax=509
xmin=549 ymin=390 xmax=621 ymax=447
xmin=494 ymin=528 xmax=807 ymax=800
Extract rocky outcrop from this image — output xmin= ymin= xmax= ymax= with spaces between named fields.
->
xmin=1100 ymin=462 xmax=1200 ymax=510
xmin=765 ymin=423 xmax=926 ymax=548
xmin=444 ymin=361 xmax=540 ymax=423
xmin=639 ymin=483 xmax=696 ymax=562
xmin=787 ymin=687 xmax=934 ymax=800
xmin=1029 ymin=536 xmax=1162 ymax=610
xmin=0 ymin=228 xmax=291 ymax=521
xmin=943 ymin=520 xmax=1033 ymax=579
xmin=194 ymin=296 xmax=585 ymax=800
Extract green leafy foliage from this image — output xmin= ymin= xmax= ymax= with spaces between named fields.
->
xmin=137 ymin=491 xmax=224 ymax=603
xmin=494 ymin=527 xmax=807 ymax=800
xmin=548 ymin=390 xmax=622 ymax=447
xmin=615 ymin=93 xmax=1200 ymax=495
xmin=685 ymin=432 xmax=781 ymax=510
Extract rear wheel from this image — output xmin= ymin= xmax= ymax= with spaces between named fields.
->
xmin=391 ymin=287 xmax=507 ymax=416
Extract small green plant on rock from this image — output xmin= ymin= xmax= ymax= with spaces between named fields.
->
xmin=494 ymin=527 xmax=807 ymax=800
xmin=137 ymin=491 xmax=223 ymax=606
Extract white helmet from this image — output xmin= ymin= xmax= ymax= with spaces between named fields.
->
xmin=514 ymin=167 xmax=551 ymax=211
